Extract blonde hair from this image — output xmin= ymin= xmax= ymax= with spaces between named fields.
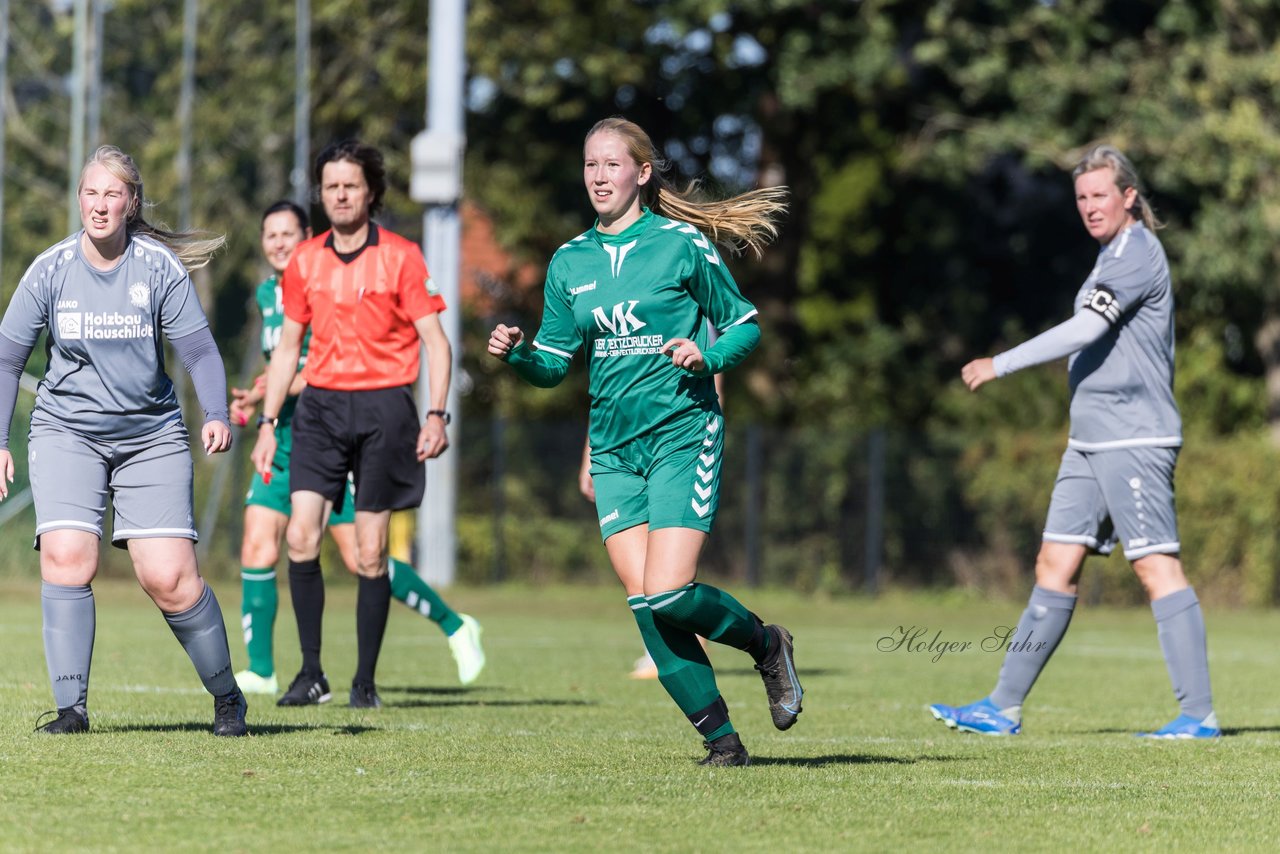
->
xmin=80 ymin=145 xmax=226 ymax=269
xmin=1071 ymin=144 xmax=1163 ymax=231
xmin=586 ymin=117 xmax=788 ymax=258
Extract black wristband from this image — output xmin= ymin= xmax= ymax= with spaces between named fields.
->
xmin=426 ymin=409 xmax=451 ymax=425
xmin=256 ymin=414 xmax=279 ymax=428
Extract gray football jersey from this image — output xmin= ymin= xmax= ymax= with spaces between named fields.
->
xmin=1066 ymin=223 xmax=1181 ymax=450
xmin=0 ymin=232 xmax=211 ymax=440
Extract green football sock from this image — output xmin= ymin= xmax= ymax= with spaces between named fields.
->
xmin=240 ymin=567 xmax=277 ymax=677
xmin=630 ymin=595 xmax=734 ymax=741
xmin=388 ymin=557 xmax=464 ymax=636
xmin=647 ymin=583 xmax=769 ymax=661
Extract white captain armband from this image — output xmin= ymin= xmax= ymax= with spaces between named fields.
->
xmin=1083 ymin=285 xmax=1123 ymax=325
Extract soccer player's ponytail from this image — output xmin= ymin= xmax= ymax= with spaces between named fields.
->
xmin=586 ymin=117 xmax=789 ymax=259
xmin=79 ymin=145 xmax=226 ymax=270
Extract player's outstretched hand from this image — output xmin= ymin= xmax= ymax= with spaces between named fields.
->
xmin=417 ymin=417 xmax=450 ymax=461
xmin=961 ymin=357 xmax=997 ymax=391
xmin=0 ymin=448 xmax=13 ymax=500
xmin=662 ymin=337 xmax=705 ymax=374
xmin=487 ymin=324 xmax=524 ymax=359
xmin=203 ymin=420 xmax=232 ymax=455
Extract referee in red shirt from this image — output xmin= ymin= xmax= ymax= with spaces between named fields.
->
xmin=251 ymin=140 xmax=452 ymax=708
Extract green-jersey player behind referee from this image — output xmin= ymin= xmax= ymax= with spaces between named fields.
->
xmin=489 ymin=117 xmax=795 ymax=766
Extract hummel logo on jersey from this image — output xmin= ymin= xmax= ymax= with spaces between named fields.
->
xmin=600 ymin=508 xmax=620 ymax=527
xmin=1083 ymin=285 xmax=1122 ymax=324
xmin=570 ymin=280 xmax=597 ymax=295
xmin=593 ymin=301 xmax=646 ymax=336
xmin=602 ymin=240 xmax=637 ymax=277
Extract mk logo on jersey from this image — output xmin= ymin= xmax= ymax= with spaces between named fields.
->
xmin=592 ymin=300 xmax=647 ymax=336
xmin=601 ymin=240 xmax=637 ymax=277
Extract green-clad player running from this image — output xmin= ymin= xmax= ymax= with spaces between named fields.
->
xmin=489 ymin=118 xmax=797 ymax=766
xmin=232 ymin=201 xmax=484 ymax=697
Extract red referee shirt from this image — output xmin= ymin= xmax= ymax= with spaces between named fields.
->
xmin=282 ymin=223 xmax=447 ymax=390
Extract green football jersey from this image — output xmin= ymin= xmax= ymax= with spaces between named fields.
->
xmin=528 ymin=209 xmax=758 ymax=453
xmin=254 ymin=274 xmax=311 ymax=427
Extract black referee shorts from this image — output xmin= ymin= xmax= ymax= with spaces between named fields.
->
xmin=290 ymin=385 xmax=426 ymax=513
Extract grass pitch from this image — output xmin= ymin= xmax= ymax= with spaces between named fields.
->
xmin=1 ymin=579 xmax=1279 ymax=852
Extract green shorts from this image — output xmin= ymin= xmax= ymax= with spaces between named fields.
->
xmin=590 ymin=409 xmax=724 ymax=541
xmin=245 ymin=426 xmax=355 ymax=525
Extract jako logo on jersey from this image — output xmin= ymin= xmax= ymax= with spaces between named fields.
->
xmin=592 ymin=301 xmax=646 ymax=336
xmin=56 ymin=299 xmax=78 ymax=309
xmin=129 ymin=282 xmax=150 ymax=308
xmin=570 ymin=280 xmax=596 ymax=295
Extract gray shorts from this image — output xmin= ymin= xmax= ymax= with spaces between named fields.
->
xmin=1043 ymin=446 xmax=1179 ymax=560
xmin=29 ymin=419 xmax=196 ymax=549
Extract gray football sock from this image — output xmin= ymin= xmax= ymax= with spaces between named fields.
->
xmin=42 ymin=582 xmax=95 ymax=716
xmin=1152 ymin=587 xmax=1214 ymax=720
xmin=989 ymin=585 xmax=1077 ymax=710
xmin=164 ymin=583 xmax=237 ymax=697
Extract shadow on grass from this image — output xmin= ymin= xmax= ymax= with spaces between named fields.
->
xmin=1079 ymin=727 xmax=1242 ymax=738
xmin=390 ymin=698 xmax=597 ymax=710
xmin=749 ymin=754 xmax=966 ymax=767
xmin=380 ymin=685 xmax=490 ymax=696
xmin=715 ymin=667 xmax=843 ymax=678
xmin=98 ymin=722 xmax=378 ymax=736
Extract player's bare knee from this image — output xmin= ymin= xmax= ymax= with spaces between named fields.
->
xmin=240 ymin=538 xmax=280 ymax=568
xmin=284 ymin=521 xmax=323 ymax=560
xmin=39 ymin=548 xmax=97 ymax=586
xmin=355 ymin=551 xmax=387 ymax=579
xmin=1132 ymin=553 xmax=1187 ymax=599
xmin=1033 ymin=549 xmax=1081 ymax=593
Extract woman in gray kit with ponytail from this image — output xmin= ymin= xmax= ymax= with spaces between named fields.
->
xmin=930 ymin=144 xmax=1218 ymax=739
xmin=0 ymin=145 xmax=247 ymax=736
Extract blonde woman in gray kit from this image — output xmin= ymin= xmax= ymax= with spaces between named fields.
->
xmin=930 ymin=144 xmax=1218 ymax=740
xmin=0 ymin=145 xmax=246 ymax=736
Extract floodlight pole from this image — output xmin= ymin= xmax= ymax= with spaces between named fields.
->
xmin=0 ymin=0 xmax=9 ymax=276
xmin=292 ymin=0 xmax=310 ymax=206
xmin=177 ymin=0 xmax=196 ymax=231
xmin=412 ymin=0 xmax=466 ymax=586
xmin=87 ymin=0 xmax=103 ymax=150
xmin=67 ymin=0 xmax=87 ymax=232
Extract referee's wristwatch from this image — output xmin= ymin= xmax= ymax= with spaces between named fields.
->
xmin=426 ymin=409 xmax=452 ymax=425
xmin=256 ymin=414 xmax=279 ymax=428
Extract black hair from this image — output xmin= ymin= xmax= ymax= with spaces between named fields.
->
xmin=314 ymin=139 xmax=387 ymax=216
xmin=260 ymin=199 xmax=309 ymax=232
